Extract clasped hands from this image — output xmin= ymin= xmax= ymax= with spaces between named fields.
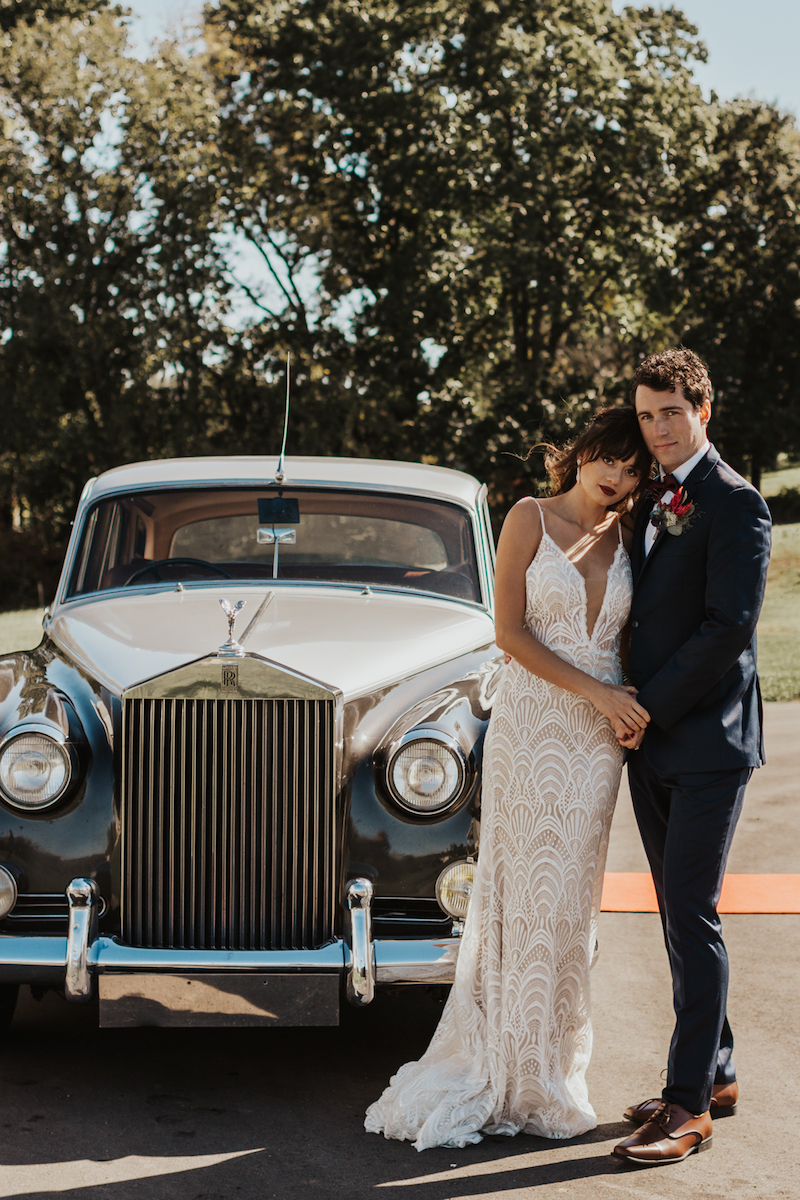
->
xmin=595 ymin=683 xmax=649 ymax=750
xmin=501 ymin=654 xmax=649 ymax=749
xmin=615 ymin=688 xmax=648 ymax=750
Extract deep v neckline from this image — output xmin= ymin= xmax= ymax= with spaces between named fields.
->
xmin=540 ymin=533 xmax=623 ymax=642
xmin=527 ymin=501 xmax=624 ymax=643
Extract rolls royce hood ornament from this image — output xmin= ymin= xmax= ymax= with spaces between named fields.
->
xmin=218 ymin=599 xmax=246 ymax=658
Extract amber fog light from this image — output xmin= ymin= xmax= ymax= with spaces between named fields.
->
xmin=0 ymin=731 xmax=74 ymax=811
xmin=436 ymin=859 xmax=477 ymax=920
xmin=0 ymin=866 xmax=17 ymax=918
xmin=385 ymin=732 xmax=469 ymax=816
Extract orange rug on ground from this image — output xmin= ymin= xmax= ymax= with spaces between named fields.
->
xmin=600 ymin=873 xmax=800 ymax=914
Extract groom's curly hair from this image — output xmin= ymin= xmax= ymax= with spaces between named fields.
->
xmin=539 ymin=406 xmax=652 ymax=512
xmin=629 ymin=347 xmax=713 ymax=410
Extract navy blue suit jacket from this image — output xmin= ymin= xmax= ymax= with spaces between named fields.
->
xmin=630 ymin=444 xmax=772 ymax=774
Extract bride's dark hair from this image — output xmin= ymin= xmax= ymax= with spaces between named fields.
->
xmin=538 ymin=406 xmax=652 ymax=511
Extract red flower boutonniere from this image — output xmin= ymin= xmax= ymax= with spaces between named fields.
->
xmin=649 ymin=486 xmax=698 ymax=536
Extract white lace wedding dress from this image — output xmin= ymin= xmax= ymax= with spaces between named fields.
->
xmin=365 ymin=501 xmax=632 ymax=1150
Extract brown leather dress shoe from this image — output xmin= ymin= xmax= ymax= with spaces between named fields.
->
xmin=624 ymin=1080 xmax=738 ymax=1125
xmin=613 ymin=1101 xmax=712 ymax=1165
xmin=709 ymin=1080 xmax=739 ymax=1117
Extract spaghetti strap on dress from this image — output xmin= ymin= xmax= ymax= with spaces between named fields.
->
xmin=365 ymin=502 xmax=633 ymax=1150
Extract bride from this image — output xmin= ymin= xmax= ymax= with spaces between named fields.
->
xmin=365 ymin=406 xmax=652 ymax=1150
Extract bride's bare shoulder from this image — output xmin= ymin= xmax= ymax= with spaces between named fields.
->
xmin=503 ymin=496 xmax=545 ymax=530
xmin=497 ymin=497 xmax=545 ymax=558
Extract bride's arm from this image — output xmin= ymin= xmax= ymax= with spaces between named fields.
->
xmin=494 ymin=500 xmax=650 ymax=741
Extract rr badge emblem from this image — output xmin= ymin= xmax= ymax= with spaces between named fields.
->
xmin=221 ymin=664 xmax=239 ymax=693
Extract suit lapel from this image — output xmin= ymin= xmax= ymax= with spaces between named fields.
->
xmin=680 ymin=442 xmax=719 ymax=499
xmin=633 ymin=444 xmax=719 ymax=587
xmin=631 ymin=497 xmax=651 ymax=582
xmin=636 ymin=508 xmax=669 ymax=584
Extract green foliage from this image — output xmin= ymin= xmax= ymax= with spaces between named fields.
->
xmin=0 ymin=11 xmax=233 ymax=532
xmin=1 ymin=0 xmax=800 ymax=556
xmin=673 ymin=100 xmax=800 ymax=488
xmin=207 ymin=0 xmax=712 ymax=505
xmin=0 ymin=0 xmax=106 ymax=32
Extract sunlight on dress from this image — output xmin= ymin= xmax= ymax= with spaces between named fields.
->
xmin=365 ymin=504 xmax=632 ymax=1150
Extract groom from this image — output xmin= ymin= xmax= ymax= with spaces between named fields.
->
xmin=613 ymin=349 xmax=771 ymax=1166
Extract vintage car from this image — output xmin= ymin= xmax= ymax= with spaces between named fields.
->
xmin=0 ymin=455 xmax=502 ymax=1028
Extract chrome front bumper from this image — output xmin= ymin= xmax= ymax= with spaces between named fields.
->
xmin=0 ymin=877 xmax=460 ymax=1023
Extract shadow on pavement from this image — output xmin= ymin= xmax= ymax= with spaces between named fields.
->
xmin=0 ymin=988 xmax=641 ymax=1199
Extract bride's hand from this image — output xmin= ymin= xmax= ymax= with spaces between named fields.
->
xmin=618 ymin=726 xmax=645 ymax=750
xmin=589 ymin=683 xmax=650 ymax=741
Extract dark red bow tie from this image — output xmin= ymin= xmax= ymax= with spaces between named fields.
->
xmin=647 ymin=473 xmax=679 ymax=502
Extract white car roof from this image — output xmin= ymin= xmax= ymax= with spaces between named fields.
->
xmin=88 ymin=456 xmax=485 ymax=508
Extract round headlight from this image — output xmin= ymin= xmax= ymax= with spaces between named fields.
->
xmin=386 ymin=733 xmax=469 ymax=816
xmin=436 ymin=859 xmax=477 ymax=919
xmin=0 ymin=865 xmax=18 ymax=919
xmin=0 ymin=732 xmax=72 ymax=811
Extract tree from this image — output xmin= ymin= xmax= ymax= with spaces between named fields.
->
xmin=206 ymin=0 xmax=711 ymax=504
xmin=0 ymin=9 xmax=233 ymax=537
xmin=0 ymin=0 xmax=106 ymax=33
xmin=673 ymin=99 xmax=800 ymax=488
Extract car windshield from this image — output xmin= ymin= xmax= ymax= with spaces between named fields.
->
xmin=66 ymin=487 xmax=482 ymax=603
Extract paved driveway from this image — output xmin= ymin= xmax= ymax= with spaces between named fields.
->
xmin=1 ymin=703 xmax=796 ymax=1199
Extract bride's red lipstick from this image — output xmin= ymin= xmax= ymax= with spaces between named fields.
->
xmin=599 ymin=485 xmax=616 ymax=497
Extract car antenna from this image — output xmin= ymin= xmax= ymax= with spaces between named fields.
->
xmin=274 ymin=351 xmax=291 ymax=485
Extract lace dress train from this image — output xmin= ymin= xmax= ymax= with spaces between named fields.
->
xmin=365 ymin=503 xmax=633 ymax=1150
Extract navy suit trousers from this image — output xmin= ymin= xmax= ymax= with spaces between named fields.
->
xmin=627 ymin=753 xmax=751 ymax=1114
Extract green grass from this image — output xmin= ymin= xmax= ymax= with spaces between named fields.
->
xmin=0 ymin=608 xmax=44 ymax=655
xmin=762 ymin=463 xmax=800 ymax=497
xmin=758 ymin=522 xmax=800 ymax=701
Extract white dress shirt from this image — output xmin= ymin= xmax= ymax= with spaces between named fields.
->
xmin=644 ymin=440 xmax=710 ymax=557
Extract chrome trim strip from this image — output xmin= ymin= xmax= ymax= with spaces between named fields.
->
xmin=0 ymin=936 xmax=68 ymax=966
xmin=65 ymin=878 xmax=99 ymax=1002
xmin=90 ymin=937 xmax=347 ymax=971
xmin=475 ymin=484 xmax=496 ymax=613
xmin=0 ymin=934 xmax=458 ymax=982
xmin=52 ymin=479 xmax=99 ymax=609
xmin=374 ymin=938 xmax=460 ymax=985
xmin=54 ymin=578 xmax=489 ymax=616
xmin=345 ymin=878 xmax=375 ymax=1006
xmin=123 ymin=653 xmax=340 ymax=703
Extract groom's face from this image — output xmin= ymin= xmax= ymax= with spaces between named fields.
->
xmin=633 ymin=385 xmax=711 ymax=472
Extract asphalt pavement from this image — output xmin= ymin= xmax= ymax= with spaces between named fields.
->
xmin=0 ymin=702 xmax=797 ymax=1200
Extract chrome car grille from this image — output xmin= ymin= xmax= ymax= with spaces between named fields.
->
xmin=121 ymin=697 xmax=337 ymax=950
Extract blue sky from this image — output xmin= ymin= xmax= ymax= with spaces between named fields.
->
xmin=614 ymin=0 xmax=800 ymax=118
xmin=128 ymin=0 xmax=800 ymax=118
